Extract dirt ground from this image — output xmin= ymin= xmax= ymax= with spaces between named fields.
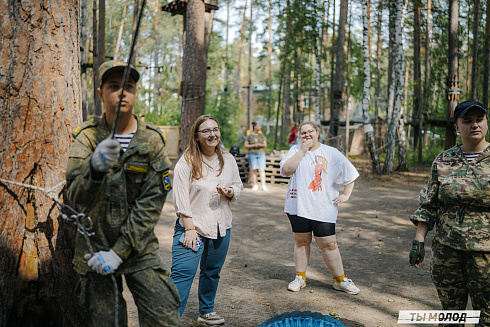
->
xmin=125 ymin=159 xmax=448 ymax=327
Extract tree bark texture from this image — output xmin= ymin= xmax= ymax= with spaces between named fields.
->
xmin=178 ymin=0 xmax=205 ymax=156
xmin=445 ymin=0 xmax=459 ymax=149
xmin=362 ymin=0 xmax=381 ymax=174
xmin=80 ymin=0 xmax=89 ymax=121
xmin=0 ymin=1 xmax=86 ymax=326
xmin=329 ymin=0 xmax=348 ymax=137
xmin=374 ymin=0 xmax=383 ymax=118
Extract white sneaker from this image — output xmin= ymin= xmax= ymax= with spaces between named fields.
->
xmin=262 ymin=185 xmax=269 ymax=191
xmin=197 ymin=312 xmax=225 ymax=325
xmin=252 ymin=184 xmax=258 ymax=191
xmin=333 ymin=277 xmax=360 ymax=295
xmin=288 ymin=275 xmax=306 ymax=292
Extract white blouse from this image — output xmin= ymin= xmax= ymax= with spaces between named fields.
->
xmin=172 ymin=151 xmax=243 ymax=239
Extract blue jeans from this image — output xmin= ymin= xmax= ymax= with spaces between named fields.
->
xmin=248 ymin=151 xmax=266 ymax=170
xmin=170 ymin=220 xmax=231 ymax=316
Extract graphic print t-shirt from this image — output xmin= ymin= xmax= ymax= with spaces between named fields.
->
xmin=279 ymin=144 xmax=359 ymax=223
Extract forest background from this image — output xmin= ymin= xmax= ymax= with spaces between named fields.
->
xmin=80 ymin=0 xmax=490 ymax=167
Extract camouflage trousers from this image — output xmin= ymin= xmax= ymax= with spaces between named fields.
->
xmin=76 ymin=267 xmax=181 ymax=327
xmin=430 ymin=241 xmax=490 ymax=327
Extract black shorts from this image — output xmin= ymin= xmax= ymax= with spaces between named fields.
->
xmin=287 ymin=214 xmax=336 ymax=237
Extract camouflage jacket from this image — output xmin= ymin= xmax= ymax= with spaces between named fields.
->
xmin=66 ymin=115 xmax=172 ymax=274
xmin=411 ymin=145 xmax=490 ymax=251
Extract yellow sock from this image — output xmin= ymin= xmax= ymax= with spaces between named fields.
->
xmin=296 ymin=272 xmax=306 ymax=282
xmin=334 ymin=274 xmax=345 ymax=283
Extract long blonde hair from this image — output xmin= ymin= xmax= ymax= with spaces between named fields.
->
xmin=184 ymin=115 xmax=225 ymax=180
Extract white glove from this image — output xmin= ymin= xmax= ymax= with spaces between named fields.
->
xmin=91 ymin=138 xmax=120 ymax=172
xmin=87 ymin=249 xmax=123 ymax=275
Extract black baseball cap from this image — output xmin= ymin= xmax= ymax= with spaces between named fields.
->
xmin=453 ymin=100 xmax=487 ymax=122
xmin=99 ymin=60 xmax=140 ymax=85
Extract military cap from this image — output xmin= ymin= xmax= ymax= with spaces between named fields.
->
xmin=99 ymin=60 xmax=140 ymax=85
xmin=454 ymin=100 xmax=487 ymax=122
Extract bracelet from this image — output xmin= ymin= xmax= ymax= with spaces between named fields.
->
xmin=185 ymin=227 xmax=195 ymax=231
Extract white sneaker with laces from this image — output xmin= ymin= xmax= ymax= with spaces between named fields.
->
xmin=287 ymin=275 xmax=306 ymax=292
xmin=333 ymin=277 xmax=360 ymax=295
xmin=252 ymin=184 xmax=259 ymax=191
xmin=262 ymin=185 xmax=269 ymax=191
xmin=197 ymin=312 xmax=225 ymax=325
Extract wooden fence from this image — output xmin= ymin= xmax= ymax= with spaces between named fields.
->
xmin=235 ymin=155 xmax=290 ymax=184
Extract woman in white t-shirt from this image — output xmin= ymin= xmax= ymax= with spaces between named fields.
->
xmin=280 ymin=122 xmax=360 ymax=295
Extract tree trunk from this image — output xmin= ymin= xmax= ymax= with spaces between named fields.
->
xmin=422 ymin=0 xmax=432 ymax=163
xmin=131 ymin=0 xmax=139 ymax=66
xmin=114 ymin=1 xmax=128 ymax=61
xmin=345 ymin=5 xmax=352 ymax=154
xmin=362 ymin=0 xmax=381 ymax=174
xmin=329 ymin=0 xmax=336 ymax=127
xmin=471 ymin=0 xmax=480 ymax=100
xmin=413 ymin=0 xmax=422 ymax=159
xmin=235 ymin=1 xmax=248 ymax=93
xmin=329 ymin=0 xmax=348 ymax=137
xmin=95 ymin=0 xmax=105 ymax=117
xmin=178 ymin=0 xmax=205 ymax=156
xmin=92 ymin=0 xmax=100 ymax=118
xmin=323 ymin=0 xmax=331 ymax=118
xmin=247 ymin=0 xmax=254 ymax=129
xmin=312 ymin=0 xmax=322 ymax=126
xmin=0 ymin=1 xmax=87 ymax=326
xmin=386 ymin=0 xmax=394 ymax=124
xmin=384 ymin=0 xmax=405 ymax=174
xmin=153 ymin=0 xmax=160 ymax=115
xmin=484 ymin=0 xmax=490 ymax=108
xmin=273 ymin=0 xmax=292 ymax=150
xmin=81 ymin=0 xmax=89 ymax=121
xmin=266 ymin=0 xmax=273 ymax=131
xmin=374 ymin=0 xmax=383 ymax=119
xmin=200 ymin=8 xmax=215 ymax=115
xmin=445 ymin=0 xmax=459 ymax=149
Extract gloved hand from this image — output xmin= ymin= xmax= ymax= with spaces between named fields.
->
xmin=409 ymin=240 xmax=425 ymax=266
xmin=87 ymin=249 xmax=123 ymax=275
xmin=91 ymin=138 xmax=120 ymax=172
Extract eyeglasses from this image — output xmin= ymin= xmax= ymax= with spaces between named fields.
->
xmin=300 ymin=129 xmax=316 ymax=136
xmin=198 ymin=127 xmax=221 ymax=135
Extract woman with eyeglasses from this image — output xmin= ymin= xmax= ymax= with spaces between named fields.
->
xmin=170 ymin=115 xmax=243 ymax=325
xmin=244 ymin=122 xmax=269 ymax=191
xmin=280 ymin=122 xmax=360 ymax=295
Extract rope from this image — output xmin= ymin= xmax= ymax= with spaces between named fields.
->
xmin=0 ymin=177 xmax=119 ymax=326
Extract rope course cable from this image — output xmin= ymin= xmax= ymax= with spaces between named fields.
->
xmin=1 ymin=177 xmax=121 ymax=325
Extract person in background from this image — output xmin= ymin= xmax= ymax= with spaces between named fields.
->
xmin=410 ymin=100 xmax=490 ymax=327
xmin=171 ymin=115 xmax=243 ymax=325
xmin=65 ymin=60 xmax=180 ymax=326
xmin=288 ymin=122 xmax=299 ymax=148
xmin=280 ymin=122 xmax=360 ymax=295
xmin=244 ymin=122 xmax=268 ymax=191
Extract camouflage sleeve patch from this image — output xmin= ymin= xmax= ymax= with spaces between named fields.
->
xmin=161 ymin=169 xmax=172 ymax=193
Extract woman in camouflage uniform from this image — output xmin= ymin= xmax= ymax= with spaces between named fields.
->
xmin=410 ymin=100 xmax=490 ymax=326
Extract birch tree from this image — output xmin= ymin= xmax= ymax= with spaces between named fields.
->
xmin=312 ymin=0 xmax=322 ymax=126
xmin=362 ymin=0 xmax=382 ymax=174
xmin=383 ymin=0 xmax=406 ymax=174
xmin=470 ymin=0 xmax=480 ymax=100
xmin=0 ymin=1 xmax=86 ymax=325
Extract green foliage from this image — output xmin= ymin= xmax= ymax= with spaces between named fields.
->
xmin=407 ymin=142 xmax=445 ymax=166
